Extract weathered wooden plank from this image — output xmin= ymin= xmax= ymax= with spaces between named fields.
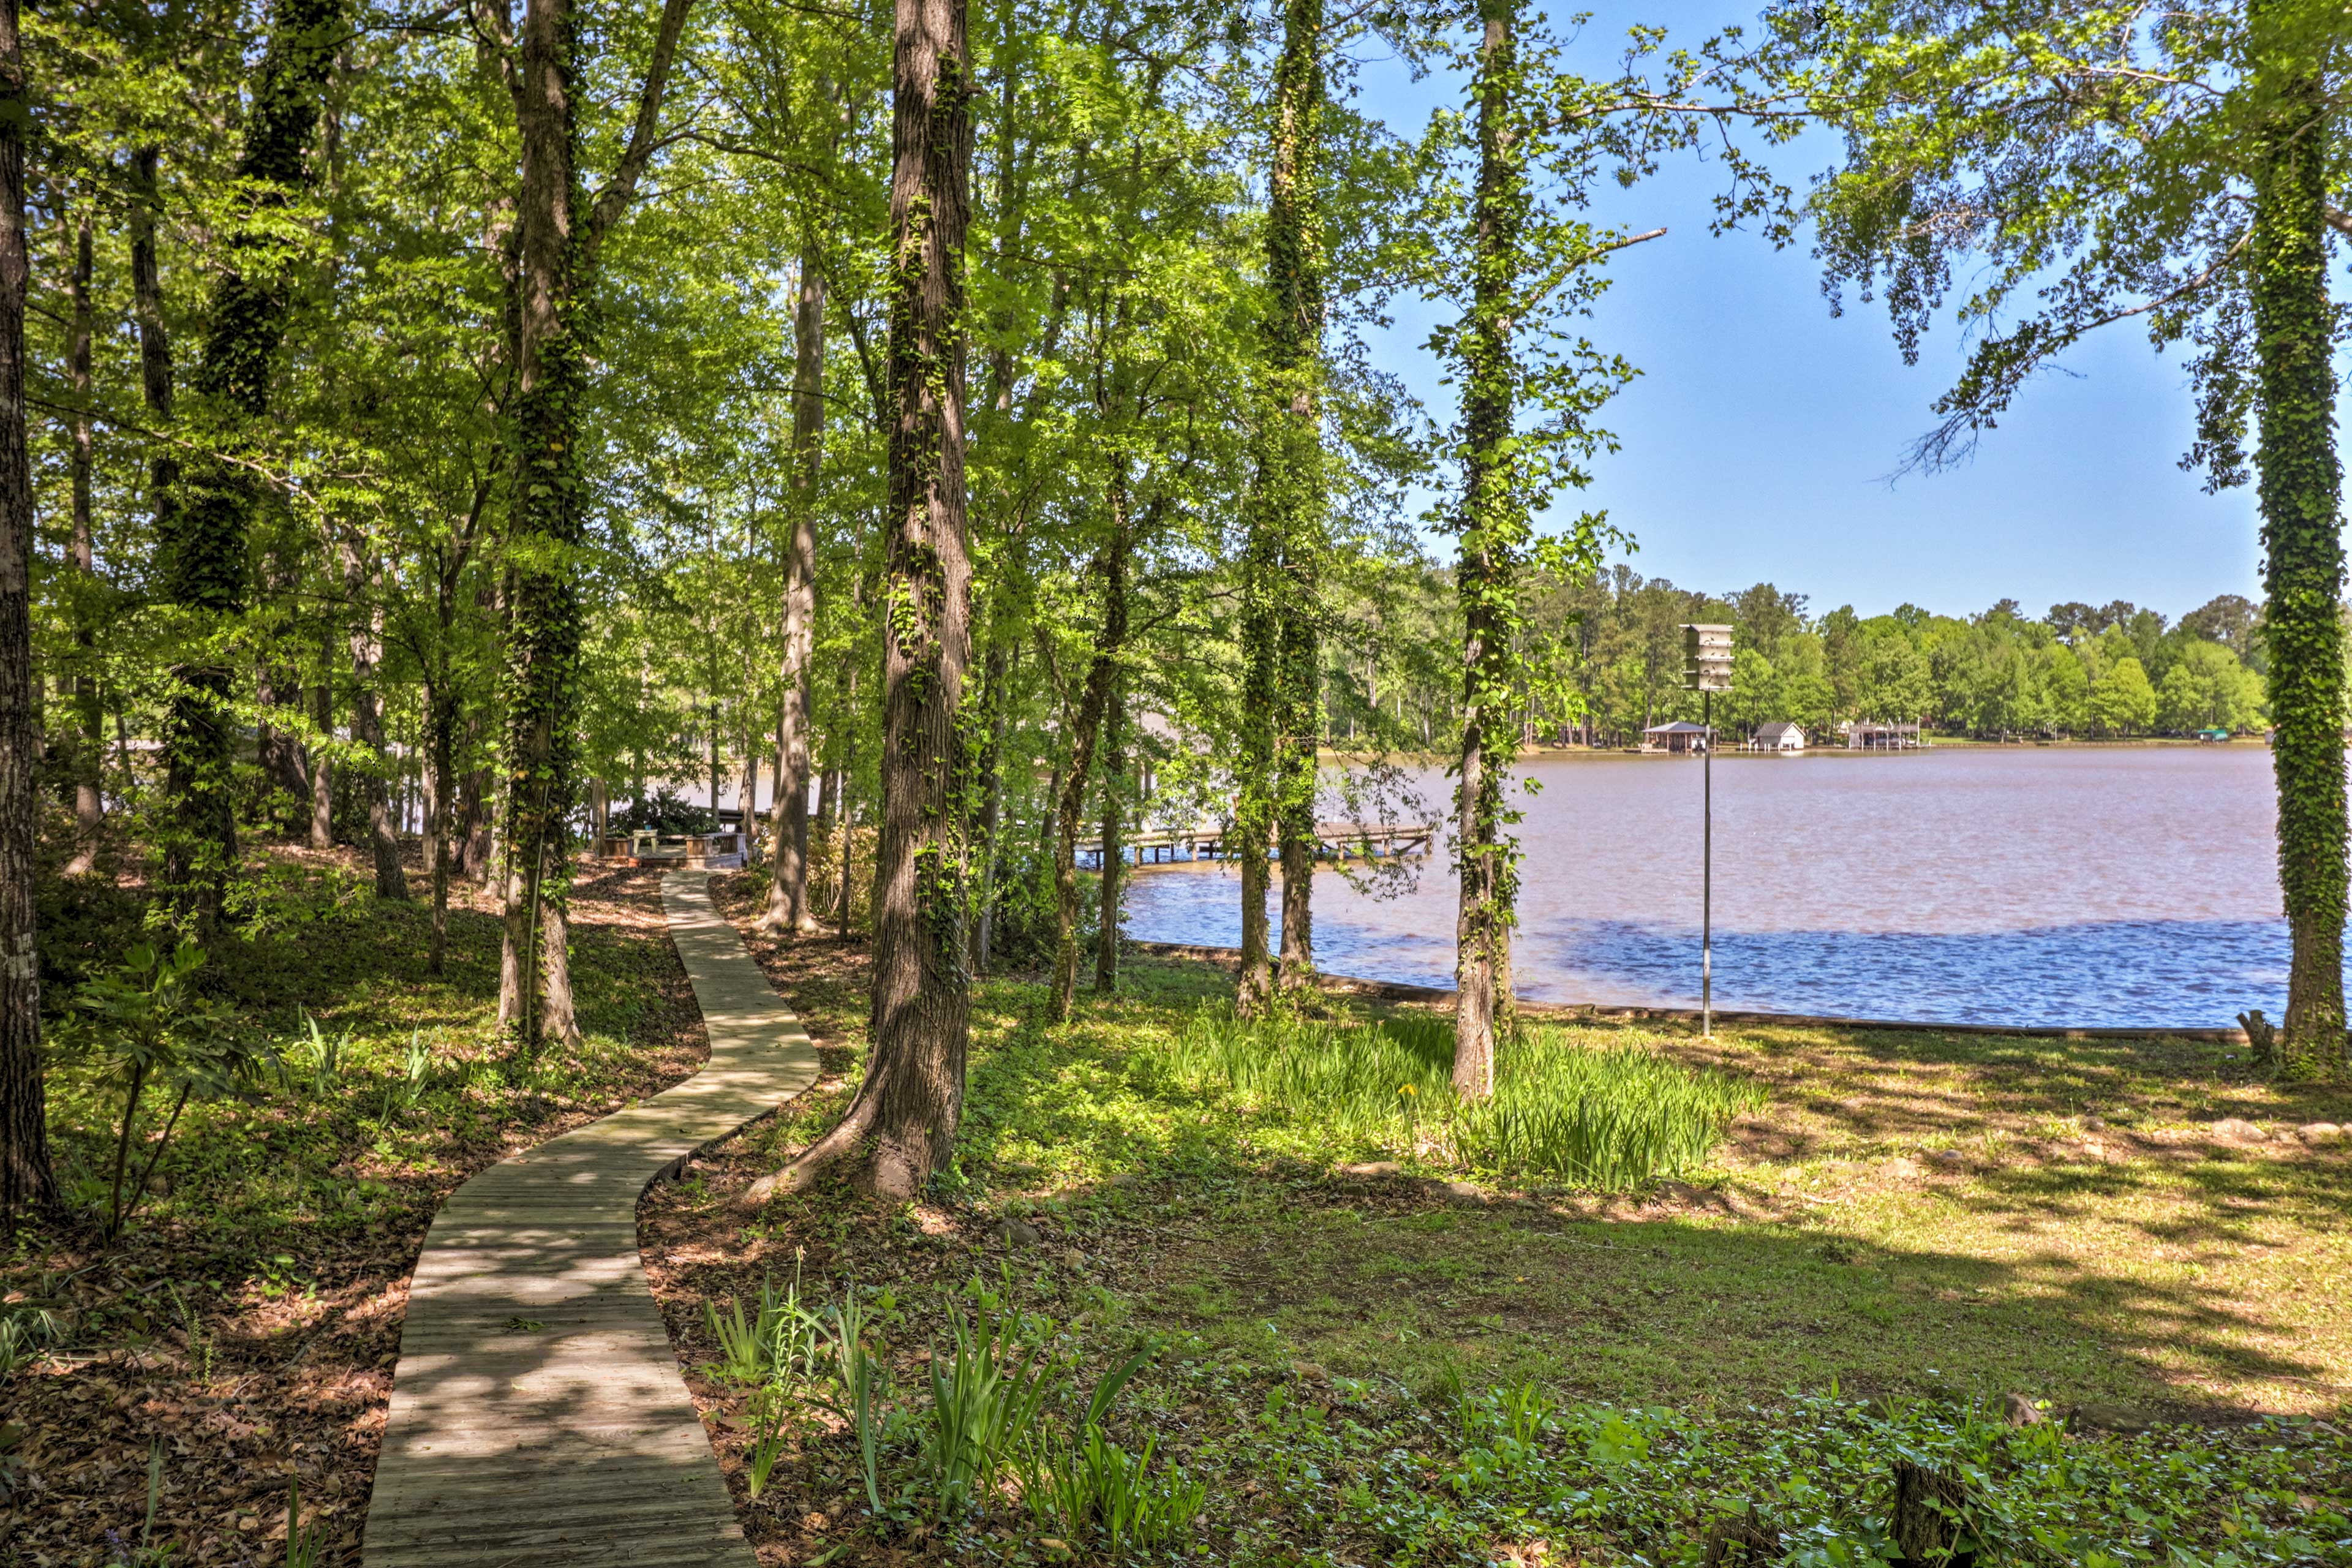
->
xmin=363 ymin=871 xmax=818 ymax=1568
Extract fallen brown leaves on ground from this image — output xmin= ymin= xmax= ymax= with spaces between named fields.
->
xmin=2 ymin=858 xmax=705 ymax=1568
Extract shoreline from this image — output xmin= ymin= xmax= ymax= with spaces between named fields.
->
xmin=1124 ymin=939 xmax=2256 ymax=1044
xmin=1321 ymin=736 xmax=2264 ymax=764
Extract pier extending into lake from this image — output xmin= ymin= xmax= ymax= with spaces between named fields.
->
xmin=1080 ymin=820 xmax=1438 ymax=870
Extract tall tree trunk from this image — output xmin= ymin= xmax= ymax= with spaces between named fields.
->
xmin=0 ymin=0 xmax=51 ymax=1224
xmin=163 ymin=0 xmax=345 ymax=930
xmin=309 ymin=622 xmax=333 ymax=848
xmin=1275 ymin=587 xmax=1316 ymax=989
xmin=496 ymin=0 xmax=693 ymax=1048
xmin=1235 ymin=537 xmax=1276 ymax=1016
xmin=1049 ymin=514 xmax=1127 ymax=1023
xmin=834 ymin=699 xmax=858 ymax=936
xmin=426 ymin=662 xmax=453 ymax=975
xmin=2252 ymin=25 xmax=2348 ymax=1079
xmin=739 ymin=728 xmax=758 ymax=842
xmin=706 ymin=701 xmax=722 ymax=833
xmin=497 ymin=0 xmax=590 ymax=1048
xmin=785 ymin=0 xmax=972 ymax=1200
xmin=972 ymin=638 xmax=1011 ymax=970
xmin=766 ymin=249 xmax=825 ymax=932
xmin=1237 ymin=0 xmax=1327 ymax=1015
xmin=130 ymin=146 xmax=178 ymax=628
xmin=1095 ymin=666 xmax=1125 ymax=993
xmin=254 ymin=662 xmax=310 ymax=820
xmin=254 ymin=538 xmax=311 ymax=826
xmin=341 ymin=545 xmax=407 ymax=899
xmin=1450 ymin=0 xmax=1522 ymax=1100
xmin=62 ymin=193 xmax=100 ymax=876
xmin=458 ymin=762 xmax=488 ymax=878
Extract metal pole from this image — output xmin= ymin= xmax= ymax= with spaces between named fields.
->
xmin=1702 ymin=688 xmax=1713 ymax=1039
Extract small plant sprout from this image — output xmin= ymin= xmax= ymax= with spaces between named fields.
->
xmin=285 ymin=1471 xmax=326 ymax=1568
xmin=63 ymin=943 xmax=247 ymax=1241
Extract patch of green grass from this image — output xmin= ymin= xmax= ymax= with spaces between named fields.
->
xmin=1164 ymin=1008 xmax=1764 ymax=1186
xmin=16 ymin=860 xmax=696 ymax=1305
xmin=681 ymin=928 xmax=2352 ymax=1566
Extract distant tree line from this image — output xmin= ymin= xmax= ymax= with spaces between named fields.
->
xmin=1316 ymin=573 xmax=2283 ymax=749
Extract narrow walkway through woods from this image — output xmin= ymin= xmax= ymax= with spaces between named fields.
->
xmin=363 ymin=871 xmax=820 ymax=1567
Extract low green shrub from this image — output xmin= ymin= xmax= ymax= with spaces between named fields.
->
xmin=1163 ymin=1008 xmax=1763 ymax=1188
xmin=1310 ymin=1387 xmax=2351 ymax=1567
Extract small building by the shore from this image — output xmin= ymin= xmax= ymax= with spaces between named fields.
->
xmin=1846 ymin=721 xmax=1922 ymax=751
xmin=1642 ymin=720 xmax=1713 ymax=755
xmin=1752 ymin=721 xmax=1806 ymax=753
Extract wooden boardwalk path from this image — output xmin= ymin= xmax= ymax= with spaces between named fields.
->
xmin=363 ymin=870 xmax=819 ymax=1567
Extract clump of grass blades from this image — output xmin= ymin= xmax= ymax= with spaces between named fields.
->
xmin=1019 ymin=1426 xmax=1205 ymax=1554
xmin=1166 ymin=1009 xmax=1762 ymax=1188
xmin=703 ymin=1268 xmax=823 ymax=1387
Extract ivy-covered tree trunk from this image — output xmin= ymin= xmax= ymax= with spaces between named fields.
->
xmin=972 ymin=636 xmax=1012 ymax=970
xmin=785 ymin=0 xmax=973 ymax=1199
xmin=495 ymin=0 xmax=693 ymax=1046
xmin=1049 ymin=514 xmax=1127 ymax=1023
xmin=62 ymin=196 xmax=100 ymax=876
xmin=1275 ymin=561 xmax=1317 ymax=990
xmin=764 ymin=249 xmax=825 ymax=934
xmin=1245 ymin=0 xmax=1327 ymax=1005
xmin=497 ymin=0 xmax=590 ymax=1049
xmin=0 ymin=0 xmax=50 ymax=1226
xmin=1235 ymin=527 xmax=1278 ymax=1016
xmin=426 ymin=663 xmax=454 ymax=975
xmin=1451 ymin=0 xmax=1525 ymax=1100
xmin=2250 ymin=28 xmax=2347 ymax=1079
xmin=164 ymin=0 xmax=344 ymax=930
xmin=342 ymin=546 xmax=409 ymax=900
xmin=309 ymin=630 xmax=333 ymax=850
xmin=1096 ymin=665 xmax=1125 ymax=993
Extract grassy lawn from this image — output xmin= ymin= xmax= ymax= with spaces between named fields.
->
xmin=645 ymin=875 xmax=2351 ymax=1567
xmin=1 ymin=857 xmax=706 ymax=1567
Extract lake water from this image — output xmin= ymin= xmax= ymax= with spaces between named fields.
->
xmin=1117 ymin=747 xmax=2307 ymax=1029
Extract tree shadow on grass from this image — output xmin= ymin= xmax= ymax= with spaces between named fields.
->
xmin=1123 ymin=1180 xmax=2346 ymax=1419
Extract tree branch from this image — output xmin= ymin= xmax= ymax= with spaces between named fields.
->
xmin=584 ymin=0 xmax=698 ymax=270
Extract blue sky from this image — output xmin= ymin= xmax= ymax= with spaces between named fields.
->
xmin=1351 ymin=8 xmax=2267 ymax=625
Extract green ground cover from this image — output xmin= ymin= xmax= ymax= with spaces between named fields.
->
xmin=650 ymin=890 xmax=2352 ymax=1568
xmin=1 ymin=859 xmax=706 ymax=1566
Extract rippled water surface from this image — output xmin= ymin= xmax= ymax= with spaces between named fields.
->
xmin=1118 ymin=747 xmax=2309 ymax=1028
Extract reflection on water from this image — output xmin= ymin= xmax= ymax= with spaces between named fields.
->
xmin=1118 ymin=747 xmax=2316 ymax=1028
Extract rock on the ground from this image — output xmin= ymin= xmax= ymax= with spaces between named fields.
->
xmin=2068 ymin=1402 xmax=2154 ymax=1433
xmin=2299 ymin=1122 xmax=2344 ymax=1145
xmin=2206 ymin=1117 xmax=2266 ymax=1142
xmin=997 ymin=1216 xmax=1043 ymax=1248
xmin=1338 ymin=1161 xmax=1403 ymax=1178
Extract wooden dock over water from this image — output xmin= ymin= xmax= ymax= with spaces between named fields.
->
xmin=1078 ymin=820 xmax=1438 ymax=870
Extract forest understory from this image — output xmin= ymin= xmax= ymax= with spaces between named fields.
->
xmin=0 ymin=856 xmax=707 ymax=1567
